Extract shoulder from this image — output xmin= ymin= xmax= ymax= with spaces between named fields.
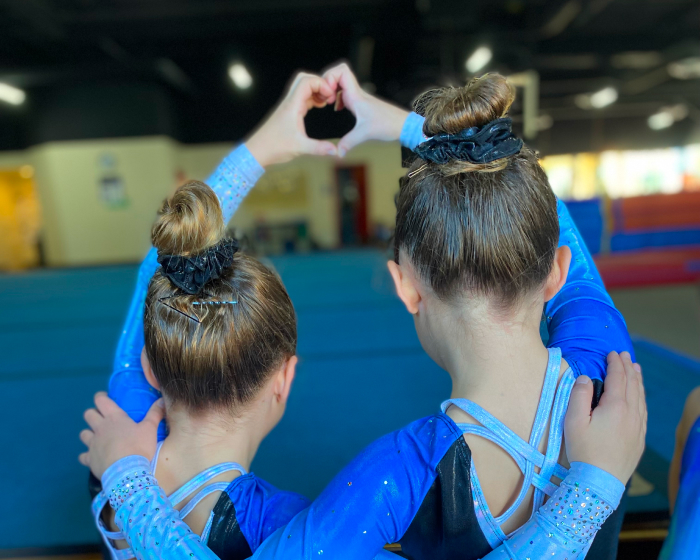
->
xmin=224 ymin=474 xmax=310 ymax=549
xmin=348 ymin=413 xmax=463 ymax=476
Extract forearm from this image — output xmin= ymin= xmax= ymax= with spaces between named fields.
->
xmin=483 ymin=462 xmax=625 ymax=560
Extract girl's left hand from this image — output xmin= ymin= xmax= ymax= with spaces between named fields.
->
xmin=245 ymin=72 xmax=339 ymax=167
xmin=79 ymin=392 xmax=165 ymax=480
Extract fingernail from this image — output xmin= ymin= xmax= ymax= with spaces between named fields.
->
xmin=575 ymin=376 xmax=590 ymax=385
xmin=633 ymin=364 xmax=641 ymax=373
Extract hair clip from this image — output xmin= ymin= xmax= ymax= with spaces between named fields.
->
xmin=158 ymin=295 xmax=201 ymax=323
xmin=407 ymin=163 xmax=429 ymax=178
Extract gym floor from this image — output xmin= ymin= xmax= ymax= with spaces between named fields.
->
xmin=2 ymin=250 xmax=698 ymax=559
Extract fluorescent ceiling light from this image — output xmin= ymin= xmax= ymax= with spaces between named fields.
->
xmin=589 ymin=86 xmax=618 ymax=108
xmin=0 ymin=83 xmax=26 ymax=105
xmin=668 ymin=57 xmax=700 ymax=80
xmin=648 ymin=104 xmax=689 ymax=130
xmin=229 ymin=63 xmax=252 ymax=89
xmin=466 ymin=47 xmax=492 ymax=73
xmin=648 ymin=111 xmax=674 ymax=130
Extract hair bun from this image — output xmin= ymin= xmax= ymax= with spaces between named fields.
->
xmin=152 ymin=181 xmax=225 ymax=257
xmin=414 ymin=73 xmax=515 ymax=137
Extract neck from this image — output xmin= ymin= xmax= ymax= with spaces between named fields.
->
xmin=158 ymin=404 xmax=268 ymax=474
xmin=433 ymin=298 xmax=550 ymax=405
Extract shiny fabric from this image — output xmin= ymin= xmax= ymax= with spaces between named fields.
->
xmin=157 ymin=238 xmax=239 ymax=295
xmin=413 ymin=118 xmax=523 ymax=165
xmin=659 ymin=415 xmax=700 ymax=559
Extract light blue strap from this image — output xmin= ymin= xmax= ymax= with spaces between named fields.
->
xmin=533 ymin=370 xmax=576 ymax=512
xmin=445 ymin=398 xmax=538 ymax=524
xmin=442 ymin=348 xmax=569 ymax=528
xmin=178 ymin=482 xmax=232 ymax=520
xmin=168 ymin=462 xmax=246 ymax=506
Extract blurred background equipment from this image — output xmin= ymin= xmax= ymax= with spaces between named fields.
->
xmin=1 ymin=1 xmax=699 ymax=559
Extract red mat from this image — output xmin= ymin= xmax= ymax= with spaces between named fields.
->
xmin=596 ymin=247 xmax=700 ymax=289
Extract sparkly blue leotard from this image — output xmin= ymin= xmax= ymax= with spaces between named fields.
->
xmin=101 ymin=113 xmax=633 ymax=560
xmin=95 ymin=144 xmax=309 ymax=560
xmin=659 ymin=415 xmax=700 ymax=559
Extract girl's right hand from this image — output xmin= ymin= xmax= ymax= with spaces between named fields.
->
xmin=245 ymin=72 xmax=339 ymax=168
xmin=565 ymin=351 xmax=647 ymax=484
xmin=322 ymin=62 xmax=410 ymax=157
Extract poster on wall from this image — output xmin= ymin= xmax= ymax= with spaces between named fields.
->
xmin=98 ymin=153 xmax=129 ymax=209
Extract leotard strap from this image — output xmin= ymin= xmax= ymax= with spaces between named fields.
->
xmin=441 ymin=347 xmax=575 ymax=547
xmin=92 ymin=446 xmax=246 ymax=559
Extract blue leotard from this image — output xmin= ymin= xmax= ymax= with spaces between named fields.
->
xmin=659 ymin=415 xmax=700 ymax=559
xmin=102 ymin=113 xmax=633 ymax=560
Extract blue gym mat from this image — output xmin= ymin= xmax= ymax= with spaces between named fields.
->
xmin=0 ymin=250 xmax=696 ymax=549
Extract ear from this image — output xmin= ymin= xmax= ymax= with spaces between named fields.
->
xmin=141 ymin=346 xmax=160 ymax=391
xmin=544 ymin=246 xmax=572 ymax=303
xmin=272 ymin=355 xmax=298 ymax=404
xmin=387 ymin=260 xmax=422 ymax=315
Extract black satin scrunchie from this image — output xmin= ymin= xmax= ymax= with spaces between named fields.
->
xmin=413 ymin=117 xmax=523 ymax=165
xmin=157 ymin=238 xmax=239 ymax=295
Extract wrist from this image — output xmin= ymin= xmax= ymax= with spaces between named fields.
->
xmin=245 ymin=130 xmax=277 ymax=168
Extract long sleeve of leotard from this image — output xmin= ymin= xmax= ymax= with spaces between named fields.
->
xmin=401 ymin=112 xmax=634 ymax=382
xmin=103 ymin=450 xmax=624 ymax=560
xmin=108 ymin=145 xmax=264 ymax=438
xmin=659 ymin=417 xmax=700 ymax=559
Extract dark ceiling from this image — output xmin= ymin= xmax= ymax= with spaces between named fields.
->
xmin=0 ymin=0 xmax=698 ymax=153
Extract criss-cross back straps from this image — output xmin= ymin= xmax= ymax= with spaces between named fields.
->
xmin=455 ymin=423 xmax=566 ymax=497
xmin=532 ymin=371 xmax=575 ymax=511
xmin=178 ymin=482 xmax=233 ymax=519
xmin=92 ymin=448 xmax=248 ymax=560
xmin=441 ymin=347 xmax=571 ymax=528
xmin=167 ymin=462 xmax=247 ymax=507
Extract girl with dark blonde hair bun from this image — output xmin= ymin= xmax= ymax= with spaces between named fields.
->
xmin=80 ymin=65 xmax=647 ymax=560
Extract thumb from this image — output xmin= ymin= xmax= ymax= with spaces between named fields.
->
xmin=143 ymin=398 xmax=165 ymax=427
xmin=565 ymin=376 xmax=594 ymax=436
xmin=300 ymin=138 xmax=338 ymax=157
xmin=337 ymin=126 xmax=368 ymax=157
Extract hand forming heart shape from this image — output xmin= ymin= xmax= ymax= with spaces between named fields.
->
xmin=246 ymin=62 xmax=410 ymax=167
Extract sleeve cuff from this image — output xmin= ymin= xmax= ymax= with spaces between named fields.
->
xmin=229 ymin=143 xmax=265 ymax=184
xmin=101 ymin=455 xmax=153 ymax=496
xmin=568 ymin=461 xmax=626 ymax=508
xmin=399 ymin=112 xmax=427 ymax=151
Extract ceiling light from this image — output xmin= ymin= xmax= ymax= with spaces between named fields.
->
xmin=648 ymin=104 xmax=689 ymax=130
xmin=228 ymin=63 xmax=252 ymax=89
xmin=667 ymin=57 xmax=700 ymax=80
xmin=0 ymin=83 xmax=26 ymax=105
xmin=648 ymin=111 xmax=674 ymax=130
xmin=589 ymin=87 xmax=618 ymax=108
xmin=466 ymin=47 xmax=492 ymax=74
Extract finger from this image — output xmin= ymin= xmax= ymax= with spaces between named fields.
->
xmin=322 ymin=62 xmax=359 ymax=95
xmin=80 ymin=429 xmax=94 ymax=447
xmin=599 ymin=351 xmax=627 ymax=406
xmin=78 ymin=452 xmax=90 ymax=466
xmin=143 ymin=398 xmax=166 ymax=428
xmin=299 ymin=138 xmax=338 ymax=157
xmin=565 ymin=375 xmax=594 ymax=436
xmin=94 ymin=391 xmax=120 ymax=417
xmin=337 ymin=127 xmax=368 ymax=157
xmin=294 ymin=75 xmax=335 ymax=106
xmin=620 ymin=352 xmax=640 ymax=406
xmin=84 ymin=408 xmax=104 ymax=431
xmin=635 ymin=363 xmax=647 ymax=423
